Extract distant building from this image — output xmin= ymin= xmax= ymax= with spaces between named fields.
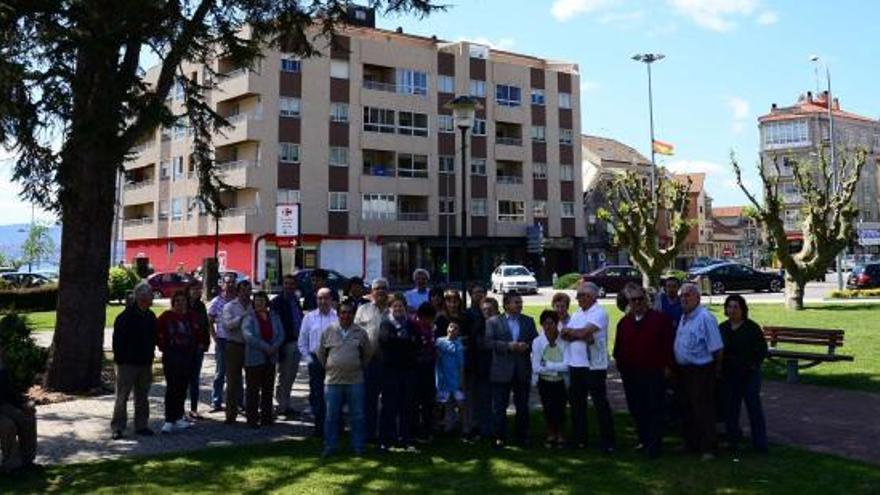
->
xmin=711 ymin=206 xmax=761 ymax=267
xmin=673 ymin=173 xmax=713 ymax=266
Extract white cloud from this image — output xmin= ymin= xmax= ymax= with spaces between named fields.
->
xmin=456 ymin=36 xmax=515 ymax=51
xmin=581 ymin=80 xmax=602 ymax=93
xmin=598 ymin=10 xmax=645 ymax=26
xmin=667 ymin=0 xmax=759 ymax=32
xmin=727 ymin=96 xmax=750 ymax=134
xmin=755 ymin=10 xmax=778 ymax=25
xmin=666 ymin=159 xmax=727 ymax=175
xmin=551 ymin=0 xmax=619 ymax=22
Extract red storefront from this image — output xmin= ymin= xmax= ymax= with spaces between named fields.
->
xmin=126 ymin=234 xmax=254 ymax=276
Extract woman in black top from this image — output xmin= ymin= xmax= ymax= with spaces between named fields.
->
xmin=378 ymin=294 xmax=419 ymax=451
xmin=719 ymin=294 xmax=768 ymax=453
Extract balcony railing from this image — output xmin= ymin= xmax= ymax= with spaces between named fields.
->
xmin=223 ymin=206 xmax=259 ymax=217
xmin=123 ymin=217 xmax=154 ymax=227
xmin=497 ymin=175 xmax=523 ymax=185
xmin=225 ymin=112 xmax=262 ymax=125
xmin=363 ymin=79 xmax=396 ymax=93
xmin=216 ymin=159 xmax=258 ymax=173
xmin=496 ymin=137 xmax=523 ymax=146
xmin=220 ymin=68 xmax=248 ymax=79
xmin=398 ymin=212 xmax=429 ymax=221
xmin=123 ymin=178 xmax=155 ymax=191
xmin=362 ymin=79 xmax=428 ymax=97
xmin=130 ymin=144 xmax=149 ymax=155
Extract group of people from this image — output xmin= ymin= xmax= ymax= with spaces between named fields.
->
xmin=110 ymin=267 xmax=769 ymax=461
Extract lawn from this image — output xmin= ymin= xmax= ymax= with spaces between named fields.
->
xmin=523 ymin=302 xmax=880 ymax=393
xmin=18 ymin=305 xmax=127 ymax=332
xmin=2 ymin=413 xmax=879 ymax=494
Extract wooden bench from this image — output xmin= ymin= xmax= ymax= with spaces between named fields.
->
xmin=763 ymin=326 xmax=854 ymax=383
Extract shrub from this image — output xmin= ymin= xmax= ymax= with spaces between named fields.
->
xmin=829 ymin=288 xmax=880 ymax=299
xmin=0 ymin=286 xmax=58 ymax=312
xmin=0 ymin=314 xmax=48 ymax=393
xmin=108 ymin=266 xmax=141 ymax=303
xmin=554 ymin=272 xmax=582 ymax=290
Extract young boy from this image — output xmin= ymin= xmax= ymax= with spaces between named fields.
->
xmin=531 ymin=310 xmax=569 ymax=448
xmin=435 ymin=320 xmax=465 ymax=434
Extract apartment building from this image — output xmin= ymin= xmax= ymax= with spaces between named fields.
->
xmin=711 ymin=206 xmax=761 ymax=267
xmin=673 ymin=173 xmax=714 ymax=265
xmin=121 ymin=8 xmax=585 ymax=286
xmin=758 ymin=91 xmax=880 ymax=254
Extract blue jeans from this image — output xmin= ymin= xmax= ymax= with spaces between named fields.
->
xmin=308 ymin=356 xmax=326 ymax=433
xmin=723 ymin=368 xmax=768 ymax=452
xmin=324 ymin=382 xmax=365 ymax=455
xmin=211 ymin=338 xmax=243 ymax=409
xmin=189 ymin=351 xmax=205 ymax=411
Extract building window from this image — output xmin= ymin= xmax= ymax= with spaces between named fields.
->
xmin=558 ymin=92 xmax=572 ymax=109
xmin=531 ymin=89 xmax=545 ymax=106
xmin=439 ymin=197 xmax=455 ymax=214
xmin=469 ymin=79 xmax=486 ymax=98
xmin=171 ymin=156 xmax=184 ymax=181
xmin=280 ymin=97 xmax=301 ymax=118
xmin=531 ymin=126 xmax=546 ymax=143
xmin=560 ymin=164 xmax=574 ymax=181
xmin=277 ymin=189 xmax=301 ymax=203
xmin=439 ymin=155 xmax=455 ymax=174
xmin=398 ymin=111 xmax=429 ymax=137
xmin=280 ymin=56 xmax=301 ymax=73
xmin=471 ymin=198 xmax=487 ymax=216
xmin=329 ymin=192 xmax=348 ymax=212
xmin=438 ymin=115 xmax=455 ymax=133
xmin=279 ymin=142 xmax=300 ymax=163
xmin=497 ymin=200 xmax=525 ymax=222
xmin=472 ymin=119 xmax=487 ymax=136
xmin=329 ymin=147 xmax=348 ymax=167
xmin=533 ymin=163 xmax=547 ymax=179
xmin=495 ymin=84 xmax=522 ymax=107
xmin=559 ymin=128 xmax=573 ymax=145
xmin=438 ymin=75 xmax=454 ymax=94
xmin=171 ymin=198 xmax=183 ymax=221
xmin=396 ymin=69 xmax=428 ymax=96
xmin=397 ymin=153 xmax=429 ymax=178
xmin=762 ymin=120 xmax=809 ymax=148
xmin=533 ymin=201 xmax=547 ymax=218
xmin=561 ymin=201 xmax=575 ymax=218
xmin=330 ymin=102 xmax=349 ymax=123
xmin=362 ymin=193 xmax=396 ymax=220
xmin=158 ymin=200 xmax=169 ymax=220
xmin=330 ymin=59 xmax=349 ymax=79
xmin=172 ymin=121 xmax=187 ymax=141
xmin=363 ymin=107 xmax=396 ymax=133
xmin=471 ymin=158 xmax=487 ymax=176
xmin=159 ymin=160 xmax=170 ymax=180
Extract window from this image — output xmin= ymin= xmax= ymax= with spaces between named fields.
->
xmin=329 ymin=192 xmax=348 ymax=212
xmin=469 ymin=79 xmax=486 ymax=97
xmin=171 ymin=198 xmax=183 ymax=221
xmin=561 ymin=202 xmax=575 ymax=218
xmin=439 ymin=155 xmax=455 ymax=174
xmin=362 ymin=193 xmax=396 ymax=220
xmin=471 ymin=198 xmax=487 ymax=216
xmin=471 ymin=158 xmax=487 ymax=176
xmin=558 ymin=92 xmax=572 ymax=109
xmin=330 ymin=60 xmax=349 ymax=79
xmin=280 ymin=97 xmax=301 ymax=118
xmin=472 ymin=119 xmax=487 ymax=136
xmin=158 ymin=200 xmax=169 ymax=220
xmin=330 ymin=102 xmax=349 ymax=123
xmin=762 ymin=120 xmax=810 ymax=148
xmin=169 ymin=156 xmax=183 ymax=181
xmin=533 ymin=163 xmax=547 ymax=179
xmin=277 ymin=189 xmax=301 ymax=203
xmin=159 ymin=161 xmax=170 ymax=180
xmin=533 ymin=201 xmax=547 ymax=218
xmin=495 ymin=84 xmax=522 ymax=106
xmin=279 ymin=142 xmax=300 ymax=163
xmin=531 ymin=126 xmax=546 ymax=142
xmin=438 ymin=75 xmax=454 ymax=94
xmin=398 ymin=111 xmax=428 ymax=137
xmin=396 ymin=69 xmax=428 ymax=96
xmin=560 ymin=164 xmax=574 ymax=181
xmin=397 ymin=154 xmax=428 ymax=178
xmin=439 ymin=197 xmax=455 ymax=214
xmin=329 ymin=147 xmax=348 ymax=167
xmin=438 ymin=115 xmax=455 ymax=133
xmin=363 ymin=107 xmax=396 ymax=133
xmin=531 ymin=89 xmax=545 ymax=106
xmin=172 ymin=121 xmax=187 ymax=140
xmin=280 ymin=56 xmax=301 ymax=73
xmin=497 ymin=200 xmax=525 ymax=222
xmin=560 ymin=128 xmax=573 ymax=145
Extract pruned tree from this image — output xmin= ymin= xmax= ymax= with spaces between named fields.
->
xmin=0 ymin=0 xmax=439 ymax=392
xmin=598 ymin=171 xmax=692 ymax=288
xmin=731 ymin=148 xmax=867 ymax=310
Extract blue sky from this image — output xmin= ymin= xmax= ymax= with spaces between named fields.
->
xmin=1 ymin=0 xmax=878 ymax=224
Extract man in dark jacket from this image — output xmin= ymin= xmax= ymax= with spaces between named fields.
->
xmin=111 ymin=281 xmax=157 ymax=439
xmin=271 ymin=274 xmax=304 ymax=418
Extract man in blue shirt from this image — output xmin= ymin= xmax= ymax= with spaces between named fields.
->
xmin=674 ymin=283 xmax=724 ymax=459
xmin=404 ymin=269 xmax=431 ymax=313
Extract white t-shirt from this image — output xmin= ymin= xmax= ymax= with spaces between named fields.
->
xmin=564 ymin=303 xmax=609 ymax=369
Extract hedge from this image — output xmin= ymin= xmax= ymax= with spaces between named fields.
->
xmin=829 ymin=288 xmax=880 ymax=299
xmin=0 ymin=285 xmax=59 ymax=312
xmin=553 ymin=272 xmax=582 ymax=290
xmin=0 ymin=314 xmax=48 ymax=393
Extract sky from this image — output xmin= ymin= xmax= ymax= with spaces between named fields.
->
xmin=1 ymin=0 xmax=878 ymax=224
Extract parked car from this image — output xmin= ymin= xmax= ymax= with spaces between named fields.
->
xmin=490 ymin=265 xmax=539 ymax=295
xmin=193 ymin=268 xmax=250 ymax=285
xmin=0 ymin=272 xmax=52 ymax=288
xmin=688 ymin=257 xmax=726 ymax=272
xmin=292 ymin=269 xmax=368 ymax=297
xmin=842 ymin=254 xmax=878 ymax=272
xmin=146 ymin=271 xmax=196 ymax=299
xmin=582 ymin=265 xmax=642 ymax=298
xmin=847 ymin=263 xmax=880 ymax=289
xmin=687 ymin=262 xmax=784 ymax=295
xmin=34 ymin=269 xmax=60 ymax=283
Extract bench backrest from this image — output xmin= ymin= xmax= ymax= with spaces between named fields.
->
xmin=763 ymin=326 xmax=845 ymax=353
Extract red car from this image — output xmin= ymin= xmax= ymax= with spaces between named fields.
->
xmin=582 ymin=265 xmax=642 ymax=297
xmin=147 ymin=271 xmax=196 ymax=299
xmin=847 ymin=263 xmax=880 ymax=289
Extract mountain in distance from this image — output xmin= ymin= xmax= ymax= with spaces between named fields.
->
xmin=0 ymin=222 xmax=62 ymax=267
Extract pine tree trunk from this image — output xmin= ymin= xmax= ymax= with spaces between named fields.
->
xmin=784 ymin=273 xmax=806 ymax=310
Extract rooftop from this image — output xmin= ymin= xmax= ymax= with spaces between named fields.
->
xmin=673 ymin=173 xmax=705 ymax=193
xmin=581 ymin=135 xmax=651 ymax=166
xmin=759 ymin=91 xmax=880 ymax=124
xmin=712 ymin=206 xmax=745 ymax=218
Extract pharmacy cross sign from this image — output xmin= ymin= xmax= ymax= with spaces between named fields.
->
xmin=276 ymin=203 xmax=300 ymax=237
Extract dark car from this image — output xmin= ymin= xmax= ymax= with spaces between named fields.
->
xmin=687 ymin=262 xmax=784 ymax=295
xmin=292 ymin=269 xmax=368 ymax=297
xmin=0 ymin=272 xmax=52 ymax=288
xmin=688 ymin=257 xmax=726 ymax=272
xmin=147 ymin=271 xmax=196 ymax=298
xmin=582 ymin=265 xmax=642 ymax=297
xmin=847 ymin=263 xmax=880 ymax=289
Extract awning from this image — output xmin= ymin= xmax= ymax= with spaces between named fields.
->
xmin=858 ymin=229 xmax=880 ymax=246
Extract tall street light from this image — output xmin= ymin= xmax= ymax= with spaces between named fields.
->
xmin=446 ymin=95 xmax=480 ymax=304
xmin=632 ymin=53 xmax=665 ymax=200
xmin=810 ymin=55 xmax=843 ymax=290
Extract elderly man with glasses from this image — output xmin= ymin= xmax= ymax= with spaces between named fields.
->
xmin=560 ymin=282 xmax=616 ymax=453
xmin=613 ymin=285 xmax=675 ymax=458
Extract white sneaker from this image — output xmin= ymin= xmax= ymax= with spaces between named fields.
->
xmin=174 ymin=419 xmax=192 ymax=430
xmin=161 ymin=422 xmax=175 ymax=434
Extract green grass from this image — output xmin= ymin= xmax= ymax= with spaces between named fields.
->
xmin=17 ymin=305 xmax=127 ymax=332
xmin=2 ymin=413 xmax=878 ymax=494
xmin=524 ymin=302 xmax=880 ymax=393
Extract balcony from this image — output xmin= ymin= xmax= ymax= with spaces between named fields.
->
xmin=496 ymin=122 xmax=523 ymax=146
xmin=397 ymin=196 xmax=429 ymax=221
xmin=122 ymin=178 xmax=156 ymax=205
xmin=122 ymin=216 xmax=156 ymax=239
xmin=216 ymin=159 xmax=260 ymax=187
xmin=363 ymin=149 xmax=396 ymax=177
xmin=216 ymin=205 xmax=261 ymax=234
xmin=496 ymin=175 xmax=524 ymax=185
xmin=496 ymin=136 xmax=522 ymax=146
xmin=496 ymin=160 xmax=524 ymax=185
xmin=123 ymin=178 xmax=155 ymax=191
xmin=214 ymin=113 xmax=263 ymax=146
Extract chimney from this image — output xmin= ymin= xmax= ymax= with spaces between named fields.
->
xmin=771 ymin=103 xmax=778 ymax=110
xmin=806 ymin=91 xmax=813 ymax=103
xmin=395 ymin=26 xmax=403 ymax=34
xmin=833 ymin=97 xmax=840 ymax=111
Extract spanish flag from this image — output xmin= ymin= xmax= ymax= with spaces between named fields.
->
xmin=652 ymin=139 xmax=675 ymax=156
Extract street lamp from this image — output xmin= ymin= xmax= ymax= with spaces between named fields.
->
xmin=632 ymin=53 xmax=665 ymax=201
xmin=445 ymin=95 xmax=481 ymax=304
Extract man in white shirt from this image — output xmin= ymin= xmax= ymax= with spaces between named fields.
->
xmin=560 ymin=282 xmax=616 ymax=453
xmin=404 ymin=269 xmax=431 ymax=313
xmin=298 ymin=288 xmax=338 ymax=437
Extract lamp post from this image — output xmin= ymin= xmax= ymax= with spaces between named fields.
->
xmin=631 ymin=53 xmax=665 ymax=201
xmin=446 ymin=95 xmax=480 ymax=304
